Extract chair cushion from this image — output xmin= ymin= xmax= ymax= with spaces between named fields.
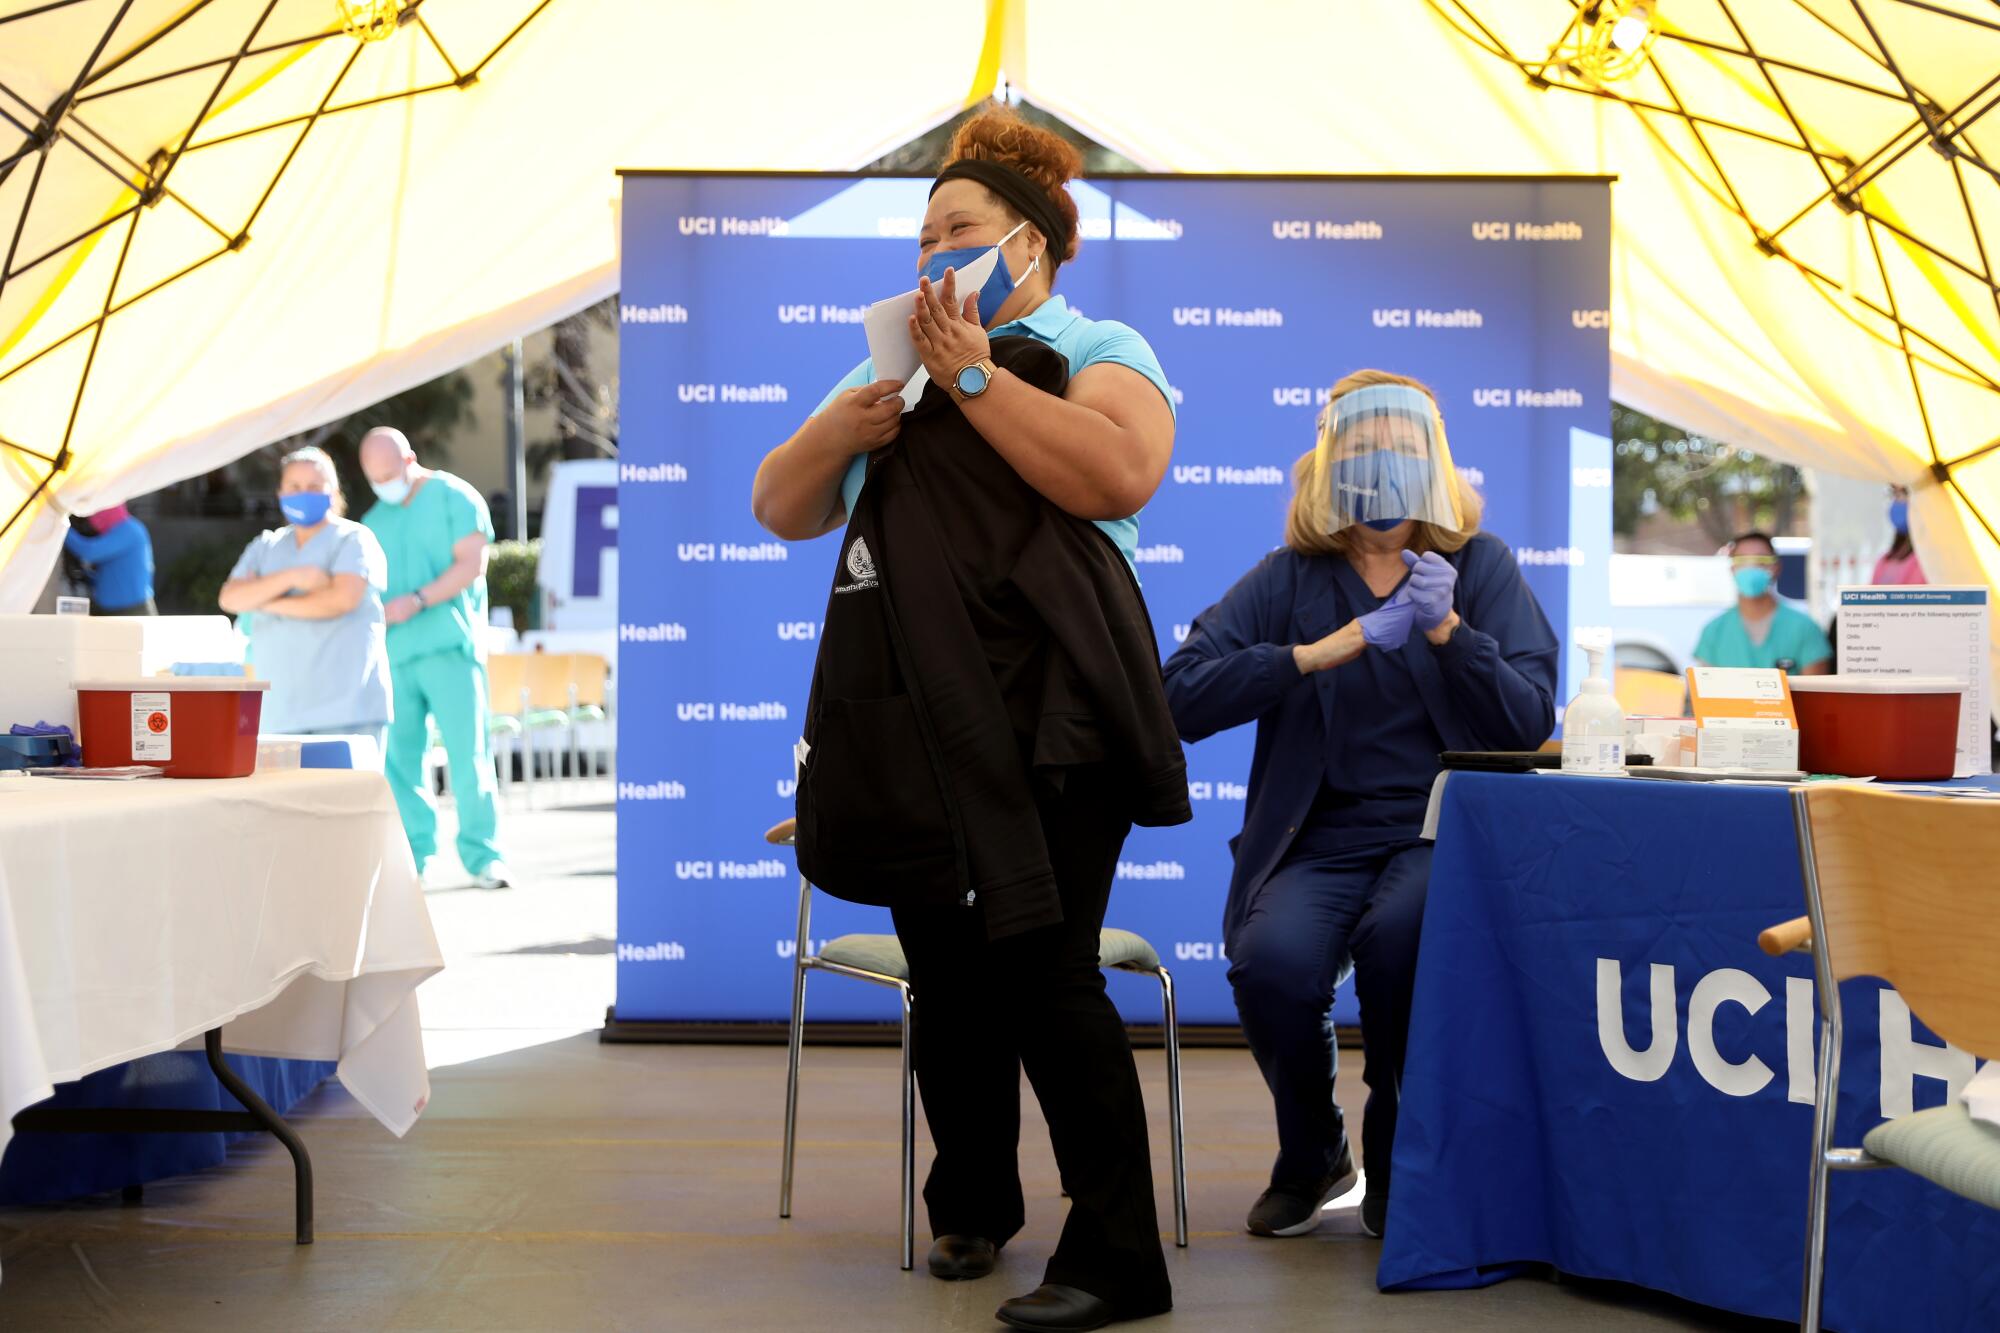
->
xmin=817 ymin=934 xmax=910 ymax=981
xmin=1863 ymin=1104 xmax=2000 ymax=1210
xmin=1098 ymin=928 xmax=1160 ymax=973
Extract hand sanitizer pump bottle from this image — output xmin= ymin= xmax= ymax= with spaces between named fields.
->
xmin=1561 ymin=636 xmax=1626 ymax=775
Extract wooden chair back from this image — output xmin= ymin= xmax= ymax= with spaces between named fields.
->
xmin=1797 ymin=785 xmax=2000 ymax=1061
xmin=525 ymin=652 xmax=609 ymax=711
xmin=487 ymin=652 xmax=532 ymax=717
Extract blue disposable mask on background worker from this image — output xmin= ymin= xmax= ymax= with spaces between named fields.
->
xmin=280 ymin=492 xmax=332 ymax=528
xmin=1733 ymin=566 xmax=1774 ymax=598
xmin=919 ymin=219 xmax=1032 ymax=327
xmin=1889 ymin=499 xmax=1909 ymax=533
xmin=370 ymin=475 xmax=411 ymax=506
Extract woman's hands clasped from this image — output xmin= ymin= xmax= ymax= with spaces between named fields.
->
xmin=910 ymin=267 xmax=991 ymax=388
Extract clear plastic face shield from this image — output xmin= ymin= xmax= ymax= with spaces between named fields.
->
xmin=1314 ymin=383 xmax=1464 ymax=533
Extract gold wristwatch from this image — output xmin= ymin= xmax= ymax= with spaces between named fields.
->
xmin=947 ymin=356 xmax=999 ymax=404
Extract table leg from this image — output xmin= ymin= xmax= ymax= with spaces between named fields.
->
xmin=204 ymin=1028 xmax=314 ymax=1245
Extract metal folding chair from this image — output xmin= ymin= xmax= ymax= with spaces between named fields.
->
xmin=767 ymin=818 xmax=1189 ymax=1271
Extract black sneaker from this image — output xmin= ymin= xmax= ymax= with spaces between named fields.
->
xmin=1359 ymin=1188 xmax=1388 ymax=1239
xmin=1246 ymin=1143 xmax=1359 ymax=1238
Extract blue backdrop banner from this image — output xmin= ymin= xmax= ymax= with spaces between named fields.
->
xmin=615 ymin=172 xmax=1610 ymax=1026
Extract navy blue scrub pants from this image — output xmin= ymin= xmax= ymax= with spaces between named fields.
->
xmin=1227 ymin=832 xmax=1432 ymax=1199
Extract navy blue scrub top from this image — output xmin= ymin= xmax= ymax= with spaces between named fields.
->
xmin=1308 ymin=561 xmax=1445 ymax=848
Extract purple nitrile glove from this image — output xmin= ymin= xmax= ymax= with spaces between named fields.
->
xmin=1358 ymin=588 xmax=1418 ymax=650
xmin=1400 ymin=549 xmax=1458 ymax=630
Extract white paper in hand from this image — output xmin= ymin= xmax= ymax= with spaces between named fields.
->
xmin=862 ymin=244 xmax=1004 ymax=414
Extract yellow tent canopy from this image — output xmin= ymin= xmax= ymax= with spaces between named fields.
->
xmin=3 ymin=1 xmax=1995 ymax=695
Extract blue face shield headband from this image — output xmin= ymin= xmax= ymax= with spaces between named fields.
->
xmin=1314 ymin=383 xmax=1464 ymax=534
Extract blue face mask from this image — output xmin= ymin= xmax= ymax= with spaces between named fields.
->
xmin=1335 ymin=450 xmax=1433 ymax=531
xmin=1889 ymin=499 xmax=1909 ymax=533
xmin=919 ymin=220 xmax=1030 ymax=328
xmin=370 ymin=475 xmax=411 ymax=506
xmin=280 ymin=492 xmax=332 ymax=528
xmin=1734 ymin=566 xmax=1774 ymax=598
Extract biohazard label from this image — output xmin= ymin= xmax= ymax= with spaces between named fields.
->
xmin=132 ymin=692 xmax=171 ymax=761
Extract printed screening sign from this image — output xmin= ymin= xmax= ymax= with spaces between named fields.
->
xmin=615 ymin=173 xmax=1611 ymax=1025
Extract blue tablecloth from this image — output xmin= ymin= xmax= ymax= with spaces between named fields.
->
xmin=1380 ymin=771 xmax=2000 ymax=1333
xmin=1 ymin=1053 xmax=334 ymax=1205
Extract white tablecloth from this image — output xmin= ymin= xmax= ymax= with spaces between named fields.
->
xmin=0 ymin=768 xmax=442 ymax=1166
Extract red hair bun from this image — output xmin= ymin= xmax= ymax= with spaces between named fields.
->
xmin=945 ymin=107 xmax=1083 ymax=264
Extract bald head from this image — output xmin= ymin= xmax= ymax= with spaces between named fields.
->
xmin=359 ymin=427 xmax=415 ymax=485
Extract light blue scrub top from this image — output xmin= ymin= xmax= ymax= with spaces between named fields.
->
xmin=814 ymin=295 xmax=1175 ymax=575
xmin=230 ymin=518 xmax=393 ymax=732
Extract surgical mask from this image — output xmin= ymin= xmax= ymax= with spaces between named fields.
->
xmin=1889 ymin=499 xmax=1909 ymax=533
xmin=1734 ymin=566 xmax=1774 ymax=598
xmin=1334 ymin=451 xmax=1434 ymax=531
xmin=370 ymin=474 xmax=411 ymax=506
xmin=919 ymin=219 xmax=1032 ymax=327
xmin=280 ymin=492 xmax=332 ymax=527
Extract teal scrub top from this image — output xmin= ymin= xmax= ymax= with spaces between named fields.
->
xmin=814 ymin=295 xmax=1175 ymax=575
xmin=1695 ymin=602 xmax=1834 ymax=675
xmin=230 ymin=518 xmax=392 ymax=731
xmin=361 ymin=471 xmax=495 ymax=667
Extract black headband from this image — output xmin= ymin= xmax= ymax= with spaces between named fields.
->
xmin=931 ymin=159 xmax=1072 ymax=272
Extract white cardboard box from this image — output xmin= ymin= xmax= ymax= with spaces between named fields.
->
xmin=0 ymin=614 xmax=145 ymax=735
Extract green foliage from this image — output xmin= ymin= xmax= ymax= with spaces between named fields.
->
xmin=486 ymin=539 xmax=540 ymax=631
xmin=1612 ymin=403 xmax=1806 ymax=545
xmin=157 ymin=536 xmax=249 ymax=616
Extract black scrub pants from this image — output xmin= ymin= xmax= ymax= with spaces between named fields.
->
xmin=890 ymin=766 xmax=1172 ymax=1316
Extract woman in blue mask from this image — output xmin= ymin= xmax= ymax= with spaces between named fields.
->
xmin=753 ymin=108 xmax=1179 ymax=1333
xmin=219 ymin=447 xmax=392 ymax=753
xmin=1693 ymin=532 xmax=1833 ymax=675
xmin=1162 ymin=369 xmax=1558 ymax=1244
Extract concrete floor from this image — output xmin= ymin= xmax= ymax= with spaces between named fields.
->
xmin=0 ymin=784 xmax=1777 ymax=1331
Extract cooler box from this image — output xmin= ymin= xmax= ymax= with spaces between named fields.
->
xmin=0 ymin=614 xmax=143 ymax=735
xmin=1789 ymin=675 xmax=1963 ymax=780
xmin=76 ymin=679 xmax=271 ymax=778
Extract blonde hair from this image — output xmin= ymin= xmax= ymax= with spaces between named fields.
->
xmin=1283 ymin=369 xmax=1483 ymax=557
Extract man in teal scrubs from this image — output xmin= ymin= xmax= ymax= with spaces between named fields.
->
xmin=361 ymin=427 xmax=510 ymax=888
xmin=1694 ymin=531 xmax=1833 ymax=676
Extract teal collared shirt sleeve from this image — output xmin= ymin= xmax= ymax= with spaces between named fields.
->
xmin=1065 ymin=317 xmax=1176 ymax=419
xmin=811 ymin=358 xmax=876 ymax=523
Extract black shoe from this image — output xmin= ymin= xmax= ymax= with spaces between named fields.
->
xmin=928 ymin=1235 xmax=997 ymax=1281
xmin=1245 ymin=1142 xmax=1359 ymax=1238
xmin=1360 ymin=1188 xmax=1388 ymax=1239
xmin=996 ymin=1285 xmax=1117 ymax=1331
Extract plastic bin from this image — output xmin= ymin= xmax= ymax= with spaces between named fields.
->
xmin=76 ymin=678 xmax=271 ymax=778
xmin=1789 ymin=675 xmax=1964 ymax=780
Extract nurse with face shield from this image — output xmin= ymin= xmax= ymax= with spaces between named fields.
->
xmin=1162 ymin=370 xmax=1559 ymax=1243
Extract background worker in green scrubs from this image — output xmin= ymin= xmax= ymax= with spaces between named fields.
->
xmin=360 ymin=427 xmax=512 ymax=889
xmin=1694 ymin=530 xmax=1833 ymax=676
